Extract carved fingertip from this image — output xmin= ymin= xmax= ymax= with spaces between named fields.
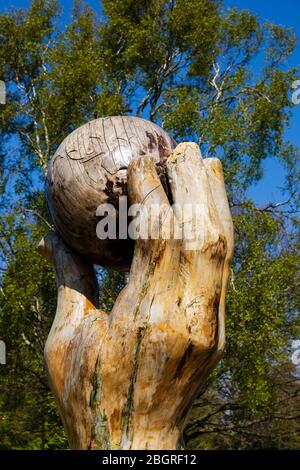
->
xmin=128 ymin=155 xmax=153 ymax=172
xmin=203 ymin=158 xmax=224 ymax=180
xmin=167 ymin=142 xmax=202 ymax=166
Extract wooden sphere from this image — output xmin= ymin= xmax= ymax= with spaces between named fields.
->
xmin=46 ymin=116 xmax=176 ymax=270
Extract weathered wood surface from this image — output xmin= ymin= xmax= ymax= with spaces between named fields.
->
xmin=40 ymin=142 xmax=234 ymax=450
xmin=46 ymin=116 xmax=176 ymax=270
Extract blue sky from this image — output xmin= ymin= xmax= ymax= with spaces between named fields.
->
xmin=1 ymin=0 xmax=299 ymax=206
xmin=225 ymin=0 xmax=300 ymax=204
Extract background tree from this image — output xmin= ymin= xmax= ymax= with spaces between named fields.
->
xmin=0 ymin=0 xmax=299 ymax=449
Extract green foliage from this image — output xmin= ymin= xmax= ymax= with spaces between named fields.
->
xmin=0 ymin=0 xmax=299 ymax=449
xmin=185 ymin=206 xmax=299 ymax=449
xmin=98 ymin=269 xmax=127 ymax=312
xmin=0 ymin=195 xmax=68 ymax=449
xmin=226 ymin=208 xmax=299 ymax=412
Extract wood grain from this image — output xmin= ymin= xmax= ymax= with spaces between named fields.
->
xmin=46 ymin=116 xmax=176 ymax=270
xmin=40 ymin=143 xmax=234 ymax=450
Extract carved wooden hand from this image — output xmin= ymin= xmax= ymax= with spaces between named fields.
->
xmin=39 ymin=142 xmax=233 ymax=450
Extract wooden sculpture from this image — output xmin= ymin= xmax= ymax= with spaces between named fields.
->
xmin=46 ymin=116 xmax=176 ymax=269
xmin=39 ymin=116 xmax=234 ymax=450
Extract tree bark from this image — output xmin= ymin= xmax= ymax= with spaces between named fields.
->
xmin=39 ymin=142 xmax=234 ymax=450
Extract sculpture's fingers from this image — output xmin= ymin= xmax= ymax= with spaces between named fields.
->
xmin=126 ymin=155 xmax=175 ymax=286
xmin=203 ymin=159 xmax=234 ymax=355
xmin=127 ymin=155 xmax=170 ymax=209
xmin=202 ymin=159 xmax=234 ymax=257
xmin=166 ymin=142 xmax=222 ymax=252
xmin=166 ymin=144 xmax=227 ymax=352
xmin=127 ymin=155 xmax=173 ymax=243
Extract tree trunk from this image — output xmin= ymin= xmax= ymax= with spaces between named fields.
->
xmin=39 ymin=142 xmax=234 ymax=450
